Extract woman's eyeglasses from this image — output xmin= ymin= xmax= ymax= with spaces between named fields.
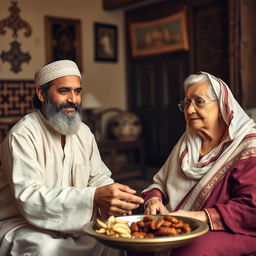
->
xmin=178 ymin=97 xmax=217 ymax=112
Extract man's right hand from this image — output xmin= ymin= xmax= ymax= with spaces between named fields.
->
xmin=94 ymin=183 xmax=144 ymax=217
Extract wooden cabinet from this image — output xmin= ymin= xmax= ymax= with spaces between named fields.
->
xmin=98 ymin=139 xmax=145 ymax=180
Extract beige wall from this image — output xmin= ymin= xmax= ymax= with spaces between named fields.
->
xmin=0 ymin=0 xmax=127 ymax=110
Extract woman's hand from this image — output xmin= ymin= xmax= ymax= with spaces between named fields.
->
xmin=144 ymin=197 xmax=168 ymax=215
xmin=170 ymin=210 xmax=209 ymax=223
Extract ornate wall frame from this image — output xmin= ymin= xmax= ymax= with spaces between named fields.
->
xmin=45 ymin=16 xmax=82 ymax=70
xmin=129 ymin=10 xmax=189 ymax=57
xmin=94 ymin=22 xmax=118 ymax=62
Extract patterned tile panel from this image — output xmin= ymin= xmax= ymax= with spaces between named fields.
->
xmin=0 ymin=80 xmax=34 ymax=117
xmin=0 ymin=117 xmax=21 ymax=142
xmin=0 ymin=80 xmax=34 ymax=142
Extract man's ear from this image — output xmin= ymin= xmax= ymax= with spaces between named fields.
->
xmin=36 ymin=88 xmax=45 ymax=103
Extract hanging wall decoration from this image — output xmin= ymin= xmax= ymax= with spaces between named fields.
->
xmin=94 ymin=22 xmax=118 ymax=62
xmin=44 ymin=16 xmax=82 ymax=71
xmin=129 ymin=10 xmax=189 ymax=57
xmin=0 ymin=1 xmax=32 ymax=73
xmin=1 ymin=41 xmax=31 ymax=73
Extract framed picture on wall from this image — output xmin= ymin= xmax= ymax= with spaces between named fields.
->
xmin=45 ymin=16 xmax=82 ymax=70
xmin=129 ymin=10 xmax=189 ymax=57
xmin=94 ymin=22 xmax=118 ymax=62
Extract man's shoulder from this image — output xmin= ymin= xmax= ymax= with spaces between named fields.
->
xmin=7 ymin=111 xmax=41 ymax=137
xmin=76 ymin=122 xmax=94 ymax=138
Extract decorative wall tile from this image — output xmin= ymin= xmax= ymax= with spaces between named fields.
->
xmin=0 ymin=80 xmax=34 ymax=117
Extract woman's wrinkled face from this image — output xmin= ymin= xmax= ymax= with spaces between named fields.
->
xmin=184 ymin=81 xmax=220 ymax=133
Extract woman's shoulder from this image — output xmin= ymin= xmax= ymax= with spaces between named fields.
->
xmin=242 ymin=133 xmax=256 ymax=142
xmin=240 ymin=133 xmax=256 ymax=148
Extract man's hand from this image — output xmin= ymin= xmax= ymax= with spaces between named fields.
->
xmin=144 ymin=197 xmax=168 ymax=215
xmin=94 ymin=183 xmax=144 ymax=216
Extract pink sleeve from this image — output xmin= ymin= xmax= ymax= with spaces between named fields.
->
xmin=203 ymin=157 xmax=256 ymax=236
xmin=204 ymin=208 xmax=225 ymax=230
xmin=142 ymin=188 xmax=167 ymax=205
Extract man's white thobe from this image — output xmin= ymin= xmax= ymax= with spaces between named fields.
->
xmin=0 ymin=110 xmax=123 ymax=256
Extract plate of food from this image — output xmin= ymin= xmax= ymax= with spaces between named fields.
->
xmin=83 ymin=214 xmax=209 ymax=252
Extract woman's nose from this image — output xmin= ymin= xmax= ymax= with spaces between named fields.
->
xmin=186 ymin=101 xmax=196 ymax=114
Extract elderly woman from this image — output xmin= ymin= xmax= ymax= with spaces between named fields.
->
xmin=142 ymin=72 xmax=256 ymax=255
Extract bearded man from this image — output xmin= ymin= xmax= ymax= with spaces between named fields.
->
xmin=0 ymin=60 xmax=143 ymax=255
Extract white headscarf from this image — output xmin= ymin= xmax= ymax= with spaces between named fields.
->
xmin=182 ymin=72 xmax=256 ymax=179
xmin=144 ymin=72 xmax=256 ymax=211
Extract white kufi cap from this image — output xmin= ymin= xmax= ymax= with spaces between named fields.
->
xmin=34 ymin=60 xmax=81 ymax=87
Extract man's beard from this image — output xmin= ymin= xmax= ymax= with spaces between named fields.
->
xmin=44 ymin=98 xmax=82 ymax=135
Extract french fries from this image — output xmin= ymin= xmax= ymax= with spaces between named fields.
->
xmin=96 ymin=216 xmax=132 ymax=238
